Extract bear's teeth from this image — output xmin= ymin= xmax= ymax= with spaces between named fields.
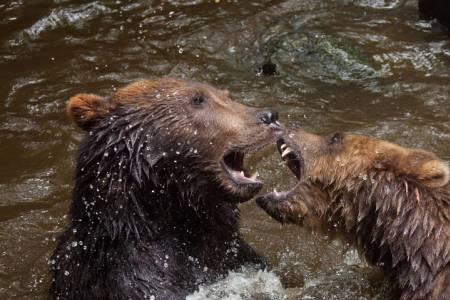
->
xmin=280 ymin=144 xmax=287 ymax=151
xmin=240 ymin=171 xmax=245 ymax=177
xmin=281 ymin=147 xmax=292 ymax=158
xmin=250 ymin=172 xmax=259 ymax=180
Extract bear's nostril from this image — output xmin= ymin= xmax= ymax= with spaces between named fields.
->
xmin=258 ymin=109 xmax=279 ymax=125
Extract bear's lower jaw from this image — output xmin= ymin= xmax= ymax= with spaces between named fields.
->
xmin=222 ymin=150 xmax=262 ymax=185
xmin=220 ymin=150 xmax=264 ymax=201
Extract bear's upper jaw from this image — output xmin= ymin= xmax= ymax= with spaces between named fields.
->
xmin=277 ymin=138 xmax=303 ymax=180
xmin=222 ymin=150 xmax=261 ymax=186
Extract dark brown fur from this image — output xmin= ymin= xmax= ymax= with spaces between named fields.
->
xmin=257 ymin=129 xmax=450 ymax=300
xmin=419 ymin=0 xmax=450 ymax=31
xmin=51 ymin=78 xmax=283 ymax=299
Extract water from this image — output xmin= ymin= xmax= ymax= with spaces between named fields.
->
xmin=0 ymin=0 xmax=449 ymax=299
xmin=186 ymin=267 xmax=287 ymax=300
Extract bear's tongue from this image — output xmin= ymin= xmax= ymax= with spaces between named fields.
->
xmin=223 ymin=151 xmax=260 ymax=184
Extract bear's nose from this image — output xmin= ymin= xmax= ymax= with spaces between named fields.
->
xmin=257 ymin=109 xmax=279 ymax=125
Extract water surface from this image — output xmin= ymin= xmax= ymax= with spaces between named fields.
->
xmin=1 ymin=0 xmax=449 ymax=299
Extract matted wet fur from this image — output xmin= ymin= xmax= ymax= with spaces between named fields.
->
xmin=257 ymin=129 xmax=450 ymax=300
xmin=50 ymin=78 xmax=283 ymax=300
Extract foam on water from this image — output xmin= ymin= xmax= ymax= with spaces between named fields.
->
xmin=353 ymin=0 xmax=407 ymax=9
xmin=24 ymin=2 xmax=110 ymax=39
xmin=186 ymin=267 xmax=287 ymax=300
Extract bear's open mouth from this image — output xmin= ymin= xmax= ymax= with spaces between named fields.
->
xmin=222 ymin=151 xmax=261 ymax=185
xmin=277 ymin=138 xmax=303 ymax=180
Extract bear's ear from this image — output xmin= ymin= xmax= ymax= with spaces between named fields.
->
xmin=67 ymin=93 xmax=110 ymax=130
xmin=397 ymin=149 xmax=450 ymax=188
xmin=414 ymin=157 xmax=449 ymax=188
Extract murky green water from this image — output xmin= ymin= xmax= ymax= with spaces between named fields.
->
xmin=1 ymin=0 xmax=449 ymax=299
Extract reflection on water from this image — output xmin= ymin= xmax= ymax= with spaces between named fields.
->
xmin=0 ymin=0 xmax=449 ymax=299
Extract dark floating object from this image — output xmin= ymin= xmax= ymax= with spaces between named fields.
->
xmin=257 ymin=60 xmax=277 ymax=76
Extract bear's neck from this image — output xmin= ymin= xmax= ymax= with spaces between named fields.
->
xmin=68 ymin=130 xmax=242 ymax=253
xmin=325 ymin=172 xmax=450 ymax=296
xmin=69 ymin=164 xmax=240 ymax=244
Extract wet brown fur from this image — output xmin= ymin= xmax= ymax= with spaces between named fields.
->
xmin=257 ymin=129 xmax=450 ymax=300
xmin=52 ymin=78 xmax=282 ymax=300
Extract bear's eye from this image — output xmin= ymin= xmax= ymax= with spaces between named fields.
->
xmin=329 ymin=132 xmax=343 ymax=145
xmin=191 ymin=95 xmax=207 ymax=108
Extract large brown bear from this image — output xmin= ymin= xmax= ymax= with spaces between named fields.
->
xmin=50 ymin=78 xmax=283 ymax=299
xmin=256 ymin=128 xmax=450 ymax=300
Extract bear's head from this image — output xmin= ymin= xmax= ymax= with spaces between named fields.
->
xmin=277 ymin=128 xmax=449 ymax=190
xmin=256 ymin=127 xmax=450 ymax=300
xmin=67 ymin=78 xmax=283 ymax=224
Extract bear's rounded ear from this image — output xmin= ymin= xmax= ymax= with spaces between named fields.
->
xmin=414 ymin=158 xmax=449 ymax=188
xmin=395 ymin=149 xmax=450 ymax=188
xmin=67 ymin=93 xmax=109 ymax=131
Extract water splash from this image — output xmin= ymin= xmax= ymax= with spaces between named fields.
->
xmin=186 ymin=267 xmax=287 ymax=300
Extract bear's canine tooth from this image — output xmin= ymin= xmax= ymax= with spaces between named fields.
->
xmin=280 ymin=144 xmax=288 ymax=151
xmin=250 ymin=171 xmax=259 ymax=180
xmin=281 ymin=147 xmax=293 ymax=158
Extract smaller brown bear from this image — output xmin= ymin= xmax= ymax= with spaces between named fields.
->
xmin=256 ymin=128 xmax=450 ymax=300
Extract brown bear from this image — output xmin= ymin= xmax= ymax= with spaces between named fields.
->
xmin=50 ymin=78 xmax=284 ymax=300
xmin=256 ymin=128 xmax=450 ymax=300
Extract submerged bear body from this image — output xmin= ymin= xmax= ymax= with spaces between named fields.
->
xmin=419 ymin=0 xmax=450 ymax=31
xmin=257 ymin=129 xmax=450 ymax=300
xmin=51 ymin=78 xmax=282 ymax=299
